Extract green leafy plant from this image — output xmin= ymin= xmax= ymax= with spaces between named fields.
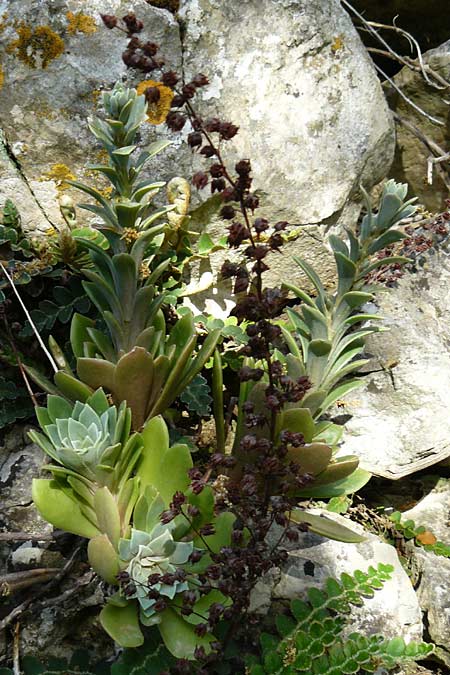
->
xmin=245 ymin=563 xmax=433 ymax=674
xmin=21 ymin=84 xmax=222 ymax=431
xmin=283 ymin=180 xmax=417 ymax=418
xmin=389 ymin=510 xmax=450 ymax=558
xmin=0 ymin=374 xmax=34 ymax=428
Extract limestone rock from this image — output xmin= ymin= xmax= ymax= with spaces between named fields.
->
xmin=0 ymin=425 xmax=51 ymax=536
xmin=0 ymin=0 xmax=183 ymax=232
xmin=179 ymin=0 xmax=395 ymax=226
xmin=270 ymin=513 xmax=423 ymax=642
xmin=0 ymin=0 xmax=395 ymax=293
xmin=340 ymin=248 xmax=450 ymax=478
xmin=412 ymin=548 xmax=450 ymax=667
xmin=401 ymin=480 xmax=450 ymax=666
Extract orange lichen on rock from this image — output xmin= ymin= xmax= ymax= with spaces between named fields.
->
xmin=0 ymin=13 xmax=8 ymax=33
xmin=331 ymin=36 xmax=344 ymax=53
xmin=0 ymin=65 xmax=4 ymax=90
xmin=41 ymin=163 xmax=75 ymax=191
xmin=7 ymin=22 xmax=64 ymax=69
xmin=136 ymin=80 xmax=174 ymax=124
xmin=66 ymin=11 xmax=97 ymax=35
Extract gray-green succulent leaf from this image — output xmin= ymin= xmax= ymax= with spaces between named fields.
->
xmin=119 ymin=525 xmax=193 ymax=619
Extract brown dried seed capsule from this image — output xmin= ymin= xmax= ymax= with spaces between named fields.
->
xmin=144 ymin=86 xmax=161 ymax=103
xmin=192 ymin=171 xmax=209 ymax=189
xmin=101 ymin=14 xmax=118 ymax=29
xmin=192 ymin=73 xmax=209 ymax=87
xmin=209 ymin=163 xmax=224 ymax=177
xmin=188 ymin=131 xmax=202 ymax=148
xmin=166 ymin=112 xmax=187 ymax=131
xmin=142 ymin=41 xmax=158 ymax=56
xmin=200 ymin=145 xmax=216 ymax=158
xmin=171 ymin=94 xmax=186 ymax=108
xmin=162 ymin=70 xmax=179 ymax=87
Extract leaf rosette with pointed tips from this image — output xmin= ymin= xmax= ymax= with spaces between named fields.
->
xmin=119 ymin=525 xmax=193 ymax=624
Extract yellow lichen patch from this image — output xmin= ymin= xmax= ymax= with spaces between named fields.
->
xmin=0 ymin=65 xmax=4 ymax=90
xmin=331 ymin=36 xmax=344 ymax=53
xmin=0 ymin=13 xmax=8 ymax=34
xmin=41 ymin=163 xmax=75 ymax=191
xmin=7 ymin=23 xmax=65 ymax=69
xmin=136 ymin=80 xmax=174 ymax=125
xmin=97 ymin=185 xmax=114 ymax=198
xmin=66 ymin=11 xmax=97 ymax=35
xmin=35 ymin=101 xmax=57 ymax=120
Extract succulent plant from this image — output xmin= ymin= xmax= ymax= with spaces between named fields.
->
xmin=67 ymin=82 xmax=174 ymax=251
xmin=29 ymin=388 xmax=133 ymax=486
xmin=283 ymin=180 xmax=417 ymax=417
xmin=30 ymin=389 xmax=145 ymax=542
xmin=119 ymin=525 xmax=193 ymax=624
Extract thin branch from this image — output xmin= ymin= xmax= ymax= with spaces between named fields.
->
xmin=1 ymin=569 xmax=60 ymax=596
xmin=0 ymin=543 xmax=83 ymax=631
xmin=427 ymin=152 xmax=450 ymax=186
xmin=393 ymin=112 xmax=450 ymax=191
xmin=36 ymin=571 xmax=94 ymax=610
xmin=374 ymin=63 xmax=444 ymax=126
xmin=13 ymin=623 xmax=20 ymax=675
xmin=366 ymin=20 xmax=439 ymax=90
xmin=367 ymin=48 xmax=450 ymax=91
xmin=0 ymin=532 xmax=53 ymax=542
xmin=0 ymin=263 xmax=58 ymax=373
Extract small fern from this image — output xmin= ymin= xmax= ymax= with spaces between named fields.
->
xmin=245 ymin=563 xmax=433 ymax=674
xmin=0 ymin=375 xmax=34 ymax=430
xmin=389 ymin=510 xmax=450 ymax=558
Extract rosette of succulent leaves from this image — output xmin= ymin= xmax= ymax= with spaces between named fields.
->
xmin=283 ymin=180 xmax=416 ymax=419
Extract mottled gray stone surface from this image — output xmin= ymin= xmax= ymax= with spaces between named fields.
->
xmin=340 ymin=247 xmax=450 ymax=478
xmin=179 ymin=0 xmax=395 ymax=225
xmin=270 ymin=514 xmax=423 ymax=642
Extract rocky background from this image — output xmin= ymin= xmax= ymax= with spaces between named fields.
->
xmin=1 ymin=0 xmax=450 ymax=672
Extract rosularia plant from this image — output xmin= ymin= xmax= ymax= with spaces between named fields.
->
xmin=67 ymin=82 xmax=175 ymax=250
xmin=283 ymin=180 xmax=417 ymax=418
xmin=29 ymin=388 xmax=143 ymax=540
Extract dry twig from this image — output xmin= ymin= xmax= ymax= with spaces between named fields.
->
xmin=393 ymin=112 xmax=450 ymax=191
xmin=0 ymin=532 xmax=53 ymax=542
xmin=13 ymin=623 xmax=20 ymax=675
xmin=0 ymin=543 xmax=84 ymax=631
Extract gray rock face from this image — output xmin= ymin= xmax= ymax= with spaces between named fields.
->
xmin=268 ymin=513 xmax=423 ymax=642
xmin=0 ymin=0 xmax=183 ymax=234
xmin=180 ymin=0 xmax=395 ymax=225
xmin=402 ymin=480 xmax=450 ymax=666
xmin=340 ymin=247 xmax=450 ymax=478
xmin=0 ymin=0 xmax=394 ymax=292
